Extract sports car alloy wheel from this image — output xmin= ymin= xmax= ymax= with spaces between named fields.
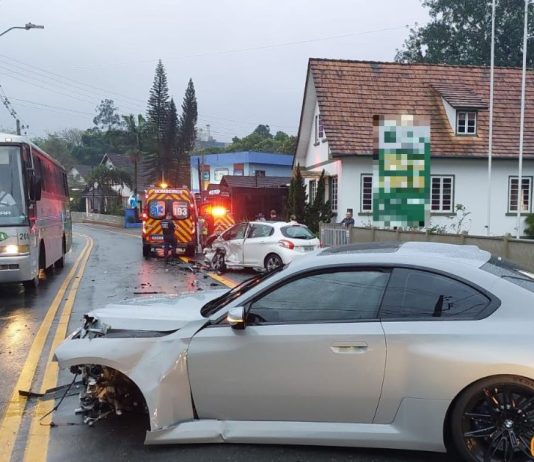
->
xmin=452 ymin=377 xmax=534 ymax=462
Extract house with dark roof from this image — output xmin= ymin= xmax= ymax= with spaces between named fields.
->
xmin=68 ymin=165 xmax=92 ymax=185
xmin=295 ymin=58 xmax=534 ymax=236
xmin=190 ymin=151 xmax=293 ymax=192
xmin=100 ymin=152 xmax=148 ymax=201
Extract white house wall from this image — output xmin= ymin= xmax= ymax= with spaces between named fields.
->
xmin=323 ymin=156 xmax=534 ymax=236
xmin=302 ymin=102 xmax=330 ymax=169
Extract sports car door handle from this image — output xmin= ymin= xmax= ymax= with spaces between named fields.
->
xmin=330 ymin=342 xmax=368 ymax=354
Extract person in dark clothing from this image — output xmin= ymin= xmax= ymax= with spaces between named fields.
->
xmin=161 ymin=212 xmax=177 ymax=260
xmin=340 ymin=211 xmax=355 ymax=228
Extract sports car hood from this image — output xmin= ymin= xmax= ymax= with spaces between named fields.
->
xmin=84 ymin=289 xmax=228 ymax=332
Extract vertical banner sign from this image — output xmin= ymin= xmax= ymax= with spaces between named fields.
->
xmin=372 ymin=114 xmax=431 ymax=228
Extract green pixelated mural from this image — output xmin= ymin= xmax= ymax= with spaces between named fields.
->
xmin=372 ymin=114 xmax=431 ymax=228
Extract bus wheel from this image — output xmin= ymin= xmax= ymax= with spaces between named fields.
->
xmin=54 ymin=236 xmax=66 ymax=269
xmin=143 ymin=244 xmax=151 ymax=258
xmin=23 ymin=276 xmax=39 ymax=290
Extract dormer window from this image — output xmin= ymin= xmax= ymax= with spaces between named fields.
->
xmin=456 ymin=111 xmax=477 ymax=135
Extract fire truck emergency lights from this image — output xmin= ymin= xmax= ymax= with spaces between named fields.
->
xmin=211 ymin=206 xmax=227 ymax=218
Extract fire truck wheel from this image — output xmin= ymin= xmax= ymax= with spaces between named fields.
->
xmin=185 ymin=244 xmax=196 ymax=258
xmin=142 ymin=244 xmax=151 ymax=258
xmin=212 ymin=252 xmax=226 ymax=273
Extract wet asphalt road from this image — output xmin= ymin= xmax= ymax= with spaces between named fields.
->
xmin=2 ymin=223 xmax=454 ymax=462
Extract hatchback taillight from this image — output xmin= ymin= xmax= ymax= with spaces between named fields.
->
xmin=278 ymin=239 xmax=295 ymax=250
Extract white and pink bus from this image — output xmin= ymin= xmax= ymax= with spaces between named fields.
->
xmin=0 ymin=134 xmax=72 ymax=288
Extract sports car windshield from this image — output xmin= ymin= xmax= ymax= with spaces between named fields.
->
xmin=482 ymin=256 xmax=534 ymax=294
xmin=201 ymin=265 xmax=285 ymax=317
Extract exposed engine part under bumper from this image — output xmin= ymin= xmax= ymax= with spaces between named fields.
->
xmin=72 ymin=365 xmax=147 ymax=426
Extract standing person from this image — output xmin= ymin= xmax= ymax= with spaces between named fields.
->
xmin=269 ymin=209 xmax=279 ymax=221
xmin=161 ymin=212 xmax=177 ymax=261
xmin=289 ymin=214 xmax=298 ymax=224
xmin=340 ymin=210 xmax=355 ymax=228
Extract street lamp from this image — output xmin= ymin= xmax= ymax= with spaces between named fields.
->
xmin=0 ymin=22 xmax=44 ymax=38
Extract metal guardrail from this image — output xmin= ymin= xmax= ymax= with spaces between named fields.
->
xmin=71 ymin=211 xmax=123 ymax=227
xmin=320 ymin=223 xmax=350 ymax=247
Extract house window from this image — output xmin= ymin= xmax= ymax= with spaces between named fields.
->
xmin=318 ymin=114 xmax=324 ymax=138
xmin=329 ymin=176 xmax=338 ymax=212
xmin=508 ymin=176 xmax=532 ymax=213
xmin=361 ymin=174 xmax=373 ymax=213
xmin=431 ymin=176 xmax=454 ymax=213
xmin=314 ymin=115 xmax=319 ymax=144
xmin=309 ymin=180 xmax=317 ymax=203
xmin=214 ymin=168 xmax=229 ymax=182
xmin=254 ymin=170 xmax=265 ymax=177
xmin=456 ymin=111 xmax=477 ymax=135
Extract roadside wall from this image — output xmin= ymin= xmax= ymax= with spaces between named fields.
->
xmin=319 ymin=224 xmax=534 ymax=272
xmin=71 ymin=211 xmax=123 ymax=228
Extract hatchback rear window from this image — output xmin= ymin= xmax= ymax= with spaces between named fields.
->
xmin=481 ymin=256 xmax=534 ymax=294
xmin=280 ymin=225 xmax=315 ymax=240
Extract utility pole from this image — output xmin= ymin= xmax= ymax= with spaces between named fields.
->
xmin=0 ymin=23 xmax=43 ymax=135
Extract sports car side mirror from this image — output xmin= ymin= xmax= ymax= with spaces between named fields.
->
xmin=227 ymin=306 xmax=245 ymax=330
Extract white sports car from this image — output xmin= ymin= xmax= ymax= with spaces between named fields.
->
xmin=205 ymin=221 xmax=320 ymax=272
xmin=55 ymin=242 xmax=534 ymax=462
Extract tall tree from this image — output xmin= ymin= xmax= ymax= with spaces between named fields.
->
xmin=145 ymin=60 xmax=170 ymax=183
xmin=93 ymin=99 xmax=121 ymax=131
xmin=122 ymin=114 xmax=147 ymax=196
xmin=287 ymin=164 xmax=307 ymax=223
xmin=396 ymin=0 xmax=534 ymax=67
xmin=176 ymin=78 xmax=198 ymax=187
xmin=305 ymin=170 xmax=332 ymax=233
xmin=164 ymin=99 xmax=179 ymax=184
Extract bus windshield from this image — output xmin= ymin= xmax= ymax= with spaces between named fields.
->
xmin=0 ymin=146 xmax=26 ymax=226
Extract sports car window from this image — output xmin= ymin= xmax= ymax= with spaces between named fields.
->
xmin=247 ymin=224 xmax=274 ymax=238
xmin=380 ymin=268 xmax=491 ymax=320
xmin=248 ymin=270 xmax=389 ymax=324
xmin=481 ymin=256 xmax=534 ymax=294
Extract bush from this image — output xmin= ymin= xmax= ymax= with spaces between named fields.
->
xmin=525 ymin=214 xmax=534 ymax=238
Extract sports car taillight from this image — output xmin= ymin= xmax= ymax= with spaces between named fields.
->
xmin=278 ymin=239 xmax=295 ymax=250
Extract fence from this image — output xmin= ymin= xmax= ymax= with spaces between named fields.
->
xmin=71 ymin=211 xmax=123 ymax=227
xmin=319 ymin=224 xmax=534 ymax=272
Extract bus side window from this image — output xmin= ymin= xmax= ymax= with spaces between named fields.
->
xmin=34 ymin=156 xmax=44 ymax=191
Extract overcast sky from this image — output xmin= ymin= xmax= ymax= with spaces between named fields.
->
xmin=0 ymin=0 xmax=429 ymax=141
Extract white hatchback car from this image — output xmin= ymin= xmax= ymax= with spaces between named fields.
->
xmin=206 ymin=221 xmax=320 ymax=272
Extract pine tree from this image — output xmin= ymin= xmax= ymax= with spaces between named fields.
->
xmin=176 ymin=78 xmax=198 ymax=188
xmin=305 ymin=170 xmax=332 ymax=233
xmin=164 ymin=99 xmax=179 ymax=184
xmin=145 ymin=60 xmax=170 ymax=184
xmin=287 ymin=164 xmax=307 ymax=222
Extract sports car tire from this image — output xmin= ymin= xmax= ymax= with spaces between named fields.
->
xmin=264 ymin=253 xmax=282 ymax=272
xmin=450 ymin=375 xmax=534 ymax=462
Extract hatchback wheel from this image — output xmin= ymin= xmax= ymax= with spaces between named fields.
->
xmin=211 ymin=252 xmax=226 ymax=273
xmin=264 ymin=253 xmax=282 ymax=272
xmin=451 ymin=375 xmax=534 ymax=462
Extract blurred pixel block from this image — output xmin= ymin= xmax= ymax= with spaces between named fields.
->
xmin=372 ymin=115 xmax=431 ymax=228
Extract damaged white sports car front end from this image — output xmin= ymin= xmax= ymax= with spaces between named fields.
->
xmin=55 ymin=289 xmax=228 ymax=431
